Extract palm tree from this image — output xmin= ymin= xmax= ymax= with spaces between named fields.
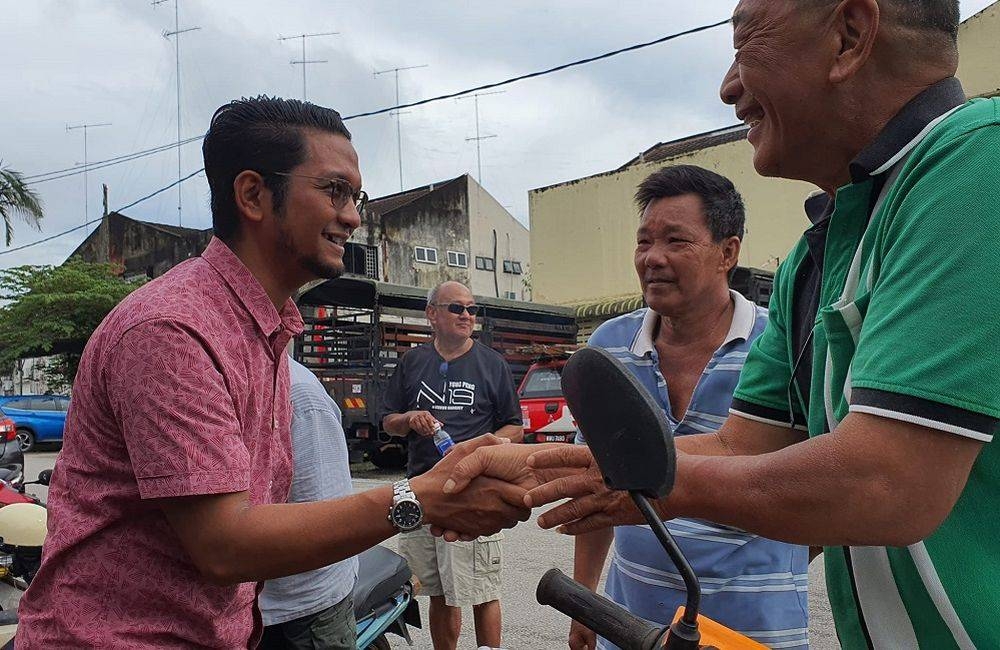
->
xmin=0 ymin=164 xmax=43 ymax=246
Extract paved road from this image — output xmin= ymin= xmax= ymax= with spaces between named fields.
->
xmin=352 ymin=470 xmax=839 ymax=650
xmin=23 ymin=454 xmax=838 ymax=648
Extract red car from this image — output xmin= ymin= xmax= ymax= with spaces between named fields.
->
xmin=518 ymin=359 xmax=576 ymax=443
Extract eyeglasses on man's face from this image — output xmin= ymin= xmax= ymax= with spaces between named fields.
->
xmin=432 ymin=303 xmax=480 ymax=316
xmin=267 ymin=171 xmax=368 ymax=214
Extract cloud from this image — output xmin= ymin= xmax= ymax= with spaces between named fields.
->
xmin=2 ymin=0 xmax=995 ymax=269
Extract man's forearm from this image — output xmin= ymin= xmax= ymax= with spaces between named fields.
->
xmin=166 ymin=486 xmax=398 ymax=585
xmin=573 ymin=527 xmax=613 ymax=591
xmin=669 ymin=414 xmax=979 ymax=547
xmin=676 ymin=414 xmax=806 ymax=457
xmin=383 ymin=413 xmax=410 ymax=437
xmin=494 ymin=423 xmax=523 ymax=443
xmin=165 ymin=437 xmax=534 ymax=585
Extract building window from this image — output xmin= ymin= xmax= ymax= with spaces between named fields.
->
xmin=447 ymin=251 xmax=468 ymax=268
xmin=502 ymin=260 xmax=523 ymax=274
xmin=503 ymin=291 xmax=517 ymax=300
xmin=345 ymin=242 xmax=379 ymax=279
xmin=414 ymin=246 xmax=438 ymax=264
xmin=475 ymin=256 xmax=495 ymax=271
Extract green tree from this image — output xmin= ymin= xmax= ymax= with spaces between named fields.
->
xmin=0 ymin=164 xmax=43 ymax=246
xmin=0 ymin=259 xmax=145 ymax=390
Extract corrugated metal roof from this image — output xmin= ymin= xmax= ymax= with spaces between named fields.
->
xmin=365 ymin=175 xmax=467 ymax=215
xmin=573 ymin=294 xmax=645 ymax=319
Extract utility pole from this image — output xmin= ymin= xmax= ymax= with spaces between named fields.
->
xmin=66 ymin=122 xmax=111 ymax=224
xmin=278 ymin=31 xmax=338 ymax=101
xmin=154 ymin=0 xmax=200 ymax=227
xmin=374 ymin=64 xmax=428 ymax=191
xmin=457 ymin=91 xmax=503 ymax=185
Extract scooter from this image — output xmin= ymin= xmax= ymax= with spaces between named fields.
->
xmin=0 ymin=468 xmax=22 ymax=496
xmin=535 ymin=347 xmax=765 ymax=649
xmin=354 ymin=545 xmax=422 ymax=649
xmin=0 ymin=469 xmax=50 ymax=648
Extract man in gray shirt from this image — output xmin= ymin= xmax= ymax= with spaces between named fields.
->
xmin=259 ymin=357 xmax=359 ymax=649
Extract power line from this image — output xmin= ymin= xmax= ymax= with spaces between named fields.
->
xmin=0 ymin=221 xmax=98 ymax=257
xmin=23 ymin=18 xmax=730 ymax=186
xmin=345 ymin=18 xmax=731 ymax=120
xmin=5 ymin=17 xmax=731 ymax=258
xmin=116 ymin=167 xmax=203 ymax=213
xmin=24 ymin=136 xmax=203 ymax=184
xmin=0 ymin=168 xmax=206 ymax=257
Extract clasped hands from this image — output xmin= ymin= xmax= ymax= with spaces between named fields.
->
xmin=415 ymin=434 xmax=653 ymax=541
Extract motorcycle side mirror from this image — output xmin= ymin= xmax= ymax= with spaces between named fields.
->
xmin=560 ymin=346 xmax=675 ymax=499
xmin=37 ymin=469 xmax=52 ymax=486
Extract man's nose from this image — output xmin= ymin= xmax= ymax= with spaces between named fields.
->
xmin=643 ymin=246 xmax=669 ymax=269
xmin=719 ymin=59 xmax=742 ymax=106
xmin=340 ymin=202 xmax=362 ymax=231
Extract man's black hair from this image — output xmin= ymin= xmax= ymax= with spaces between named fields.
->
xmin=806 ymin=0 xmax=960 ymax=42
xmin=202 ymin=95 xmax=352 ymax=243
xmin=878 ymin=0 xmax=960 ymax=41
xmin=634 ymin=164 xmax=746 ymax=242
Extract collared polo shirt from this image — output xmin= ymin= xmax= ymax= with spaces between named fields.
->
xmin=18 ymin=237 xmax=303 ymax=649
xmin=732 ymin=78 xmax=1000 ymax=647
xmin=580 ymin=291 xmax=809 ymax=649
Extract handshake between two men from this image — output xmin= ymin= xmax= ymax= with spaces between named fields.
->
xmin=418 ymin=433 xmax=658 ymax=540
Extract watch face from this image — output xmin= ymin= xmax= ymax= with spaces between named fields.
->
xmin=392 ymin=499 xmax=422 ymax=530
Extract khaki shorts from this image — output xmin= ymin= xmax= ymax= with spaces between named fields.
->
xmin=398 ymin=526 xmax=503 ymax=607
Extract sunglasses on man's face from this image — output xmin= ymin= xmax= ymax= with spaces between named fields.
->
xmin=433 ymin=303 xmax=480 ymax=316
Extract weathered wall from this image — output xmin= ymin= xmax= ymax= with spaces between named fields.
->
xmin=72 ymin=215 xmax=211 ymax=279
xmin=380 ymin=179 xmax=472 ymax=290
xmin=467 ymin=176 xmax=531 ymax=300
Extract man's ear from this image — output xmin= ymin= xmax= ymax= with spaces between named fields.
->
xmin=720 ymin=236 xmax=742 ymax=275
xmin=233 ymin=170 xmax=270 ymax=225
xmin=829 ymin=0 xmax=879 ymax=84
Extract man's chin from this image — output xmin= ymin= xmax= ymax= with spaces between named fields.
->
xmin=643 ymin=291 xmax=680 ymax=316
xmin=303 ymin=257 xmax=345 ymax=281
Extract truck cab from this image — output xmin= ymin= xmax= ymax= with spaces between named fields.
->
xmin=518 ymin=357 xmax=576 ymax=444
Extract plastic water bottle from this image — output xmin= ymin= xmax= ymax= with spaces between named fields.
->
xmin=432 ymin=422 xmax=455 ymax=456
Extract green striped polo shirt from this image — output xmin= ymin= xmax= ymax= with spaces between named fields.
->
xmin=732 ymin=80 xmax=1000 ymax=648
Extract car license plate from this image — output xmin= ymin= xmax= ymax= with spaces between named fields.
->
xmin=545 ymin=435 xmax=565 ymax=442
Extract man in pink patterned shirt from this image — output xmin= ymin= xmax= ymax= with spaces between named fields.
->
xmin=16 ymin=97 xmax=529 ymax=648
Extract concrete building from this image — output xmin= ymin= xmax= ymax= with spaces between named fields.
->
xmin=528 ymin=2 xmax=1000 ymax=310
xmin=357 ymin=174 xmax=530 ymax=300
xmin=71 ymin=212 xmax=212 ymax=281
xmin=72 ymin=175 xmax=530 ymax=301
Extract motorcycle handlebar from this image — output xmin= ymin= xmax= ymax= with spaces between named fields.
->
xmin=536 ymin=569 xmax=666 ymax=650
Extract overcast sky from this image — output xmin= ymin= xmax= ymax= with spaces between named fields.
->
xmin=1 ymin=0 xmax=995 ymax=270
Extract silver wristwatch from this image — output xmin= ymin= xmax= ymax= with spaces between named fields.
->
xmin=388 ymin=478 xmax=424 ymax=532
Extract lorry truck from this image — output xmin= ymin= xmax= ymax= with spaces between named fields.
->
xmin=294 ymin=277 xmax=578 ymax=469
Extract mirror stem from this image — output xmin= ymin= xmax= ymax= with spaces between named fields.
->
xmin=630 ymin=492 xmax=701 ymax=629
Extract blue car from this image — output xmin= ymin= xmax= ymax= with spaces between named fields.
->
xmin=0 ymin=395 xmax=70 ymax=452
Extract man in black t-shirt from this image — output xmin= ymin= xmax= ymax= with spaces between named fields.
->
xmin=383 ymin=281 xmax=522 ymax=650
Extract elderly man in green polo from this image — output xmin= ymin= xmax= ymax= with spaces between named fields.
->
xmin=441 ymin=1 xmax=1000 ymax=647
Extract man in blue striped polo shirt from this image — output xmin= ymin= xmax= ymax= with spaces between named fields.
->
xmin=571 ymin=165 xmax=808 ymax=650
